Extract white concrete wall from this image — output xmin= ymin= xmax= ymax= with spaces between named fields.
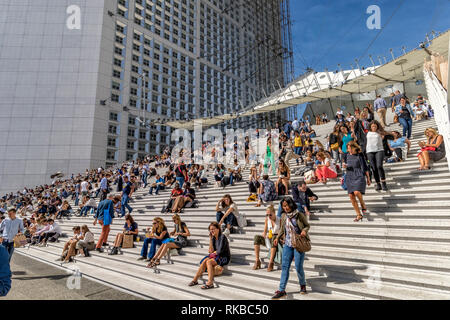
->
xmin=0 ymin=0 xmax=106 ymax=194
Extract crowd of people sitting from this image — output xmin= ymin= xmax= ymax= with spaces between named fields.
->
xmin=0 ymin=90 xmax=446 ymax=299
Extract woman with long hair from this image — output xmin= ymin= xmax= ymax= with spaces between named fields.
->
xmin=147 ymin=214 xmax=191 ymax=267
xmin=417 ymin=128 xmax=446 ymax=170
xmin=76 ymin=225 xmax=95 ymax=257
xmin=275 ymin=159 xmax=290 ymax=196
xmin=315 ymin=151 xmax=337 ymax=184
xmin=272 ymin=197 xmax=310 ymax=299
xmin=138 ymin=217 xmax=169 ymax=262
xmin=366 ymin=120 xmax=389 ymax=191
xmin=188 ymin=222 xmax=231 ymax=289
xmin=216 ymin=194 xmax=239 ymax=237
xmin=344 ymin=141 xmax=371 ymax=222
xmin=109 ymin=214 xmax=138 ymax=255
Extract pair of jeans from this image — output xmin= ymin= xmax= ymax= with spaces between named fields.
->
xmin=279 ymin=244 xmax=306 ymax=291
xmin=216 ymin=211 xmax=237 ymax=227
xmin=277 ymin=202 xmax=304 ymax=218
xmin=121 ymin=194 xmax=133 ymax=217
xmin=176 ymin=176 xmax=185 ymax=188
xmin=229 ymin=174 xmax=234 ymax=185
xmin=367 ymin=150 xmax=386 ymax=183
xmin=80 ymin=206 xmax=94 ymax=217
xmin=1 ymin=241 xmax=14 ymax=263
xmin=331 ymin=150 xmax=340 ymax=166
xmin=142 ymin=172 xmax=148 ymax=188
xmin=74 ymin=192 xmax=80 ymax=207
xmin=149 ymin=184 xmax=164 ymax=195
xmin=141 ymin=238 xmax=162 ymax=259
xmin=398 ymin=116 xmax=413 ymax=139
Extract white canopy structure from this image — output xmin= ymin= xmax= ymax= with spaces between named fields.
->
xmin=162 ymin=30 xmax=449 ymax=131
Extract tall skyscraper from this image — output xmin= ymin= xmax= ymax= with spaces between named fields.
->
xmin=0 ymin=0 xmax=293 ymax=194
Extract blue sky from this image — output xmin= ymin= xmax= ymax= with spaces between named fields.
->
xmin=290 ymin=0 xmax=450 ymax=75
xmin=288 ymin=0 xmax=449 ymax=118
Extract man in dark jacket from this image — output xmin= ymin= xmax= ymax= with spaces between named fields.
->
xmin=291 ymin=181 xmax=318 ymax=215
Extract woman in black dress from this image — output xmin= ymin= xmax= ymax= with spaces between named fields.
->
xmin=344 ymin=141 xmax=371 ymax=222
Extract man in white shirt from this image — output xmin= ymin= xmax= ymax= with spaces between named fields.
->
xmin=80 ymin=179 xmax=89 ymax=196
xmin=292 ymin=118 xmax=299 ymax=131
xmin=39 ymin=219 xmax=62 ymax=245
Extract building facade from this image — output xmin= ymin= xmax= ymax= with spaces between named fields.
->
xmin=0 ymin=0 xmax=291 ymax=194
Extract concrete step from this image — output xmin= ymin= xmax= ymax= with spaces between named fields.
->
xmin=25 ymin=240 xmax=450 ymax=300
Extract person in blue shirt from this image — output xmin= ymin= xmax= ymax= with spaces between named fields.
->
xmin=339 ymin=124 xmax=355 ymax=165
xmin=93 ymin=195 xmax=120 ymax=252
xmin=388 ymin=131 xmax=411 ymax=161
xmin=120 ymin=175 xmax=134 ymax=217
xmin=149 ymin=175 xmax=166 ymax=195
xmin=0 ymin=245 xmax=11 ymax=296
xmin=0 ymin=208 xmax=24 ymax=262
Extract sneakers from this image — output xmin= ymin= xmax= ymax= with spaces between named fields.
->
xmin=300 ymin=285 xmax=308 ymax=294
xmin=95 ymin=247 xmax=104 ymax=253
xmin=271 ymin=290 xmax=287 ymax=299
xmin=375 ymin=183 xmax=382 ymax=191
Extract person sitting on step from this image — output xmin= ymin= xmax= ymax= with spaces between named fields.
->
xmin=171 ymin=182 xmax=196 ymax=213
xmin=256 ymin=175 xmax=278 ymax=207
xmin=57 ymin=226 xmax=82 ymax=262
xmin=315 ymin=151 xmax=337 ymax=184
xmin=140 ymin=218 xmax=169 ymax=263
xmin=188 ymin=222 xmax=231 ymax=290
xmin=196 ymin=165 xmax=208 ymax=189
xmin=109 ymin=214 xmax=139 ymax=255
xmin=164 ymin=183 xmax=183 ymax=213
xmin=289 ymin=181 xmax=319 ymax=217
xmin=253 ymin=205 xmax=280 ymax=272
xmin=417 ymin=127 xmax=446 ymax=170
xmin=388 ymin=131 xmax=411 ymax=162
xmin=275 ymin=159 xmax=290 ymax=196
xmin=216 ymin=194 xmax=239 ymax=237
xmin=75 ymin=225 xmax=95 ymax=257
xmin=147 ymin=214 xmax=191 ymax=267
xmin=149 ymin=175 xmax=165 ymax=195
xmin=247 ymin=165 xmax=260 ymax=202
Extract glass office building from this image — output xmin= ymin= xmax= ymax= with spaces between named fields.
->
xmin=0 ymin=0 xmax=291 ymax=194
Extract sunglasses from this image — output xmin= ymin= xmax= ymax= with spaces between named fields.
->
xmin=152 ymin=222 xmax=157 ymax=225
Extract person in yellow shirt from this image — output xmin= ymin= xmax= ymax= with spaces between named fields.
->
xmin=293 ymin=131 xmax=303 ymax=165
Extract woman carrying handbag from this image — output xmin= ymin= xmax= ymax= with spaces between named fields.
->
xmin=272 ymin=197 xmax=310 ymax=299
